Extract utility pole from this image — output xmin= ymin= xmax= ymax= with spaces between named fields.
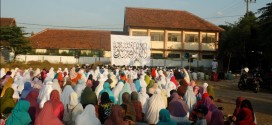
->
xmin=245 ymin=0 xmax=256 ymax=17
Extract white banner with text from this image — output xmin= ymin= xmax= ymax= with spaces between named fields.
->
xmin=111 ymin=35 xmax=150 ymax=66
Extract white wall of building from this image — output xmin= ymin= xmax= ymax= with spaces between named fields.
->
xmin=16 ymin=55 xmax=212 ymax=68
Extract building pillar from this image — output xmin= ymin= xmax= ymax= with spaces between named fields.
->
xmin=147 ymin=29 xmax=151 ymax=57
xmin=198 ymin=31 xmax=202 ymax=60
xmin=164 ymin=30 xmax=168 ymax=58
xmin=181 ymin=30 xmax=185 ymax=60
xmin=215 ymin=32 xmax=219 ymax=50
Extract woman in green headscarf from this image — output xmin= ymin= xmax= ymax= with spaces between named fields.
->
xmin=5 ymin=100 xmax=31 ymax=125
xmin=0 ymin=88 xmax=16 ymax=117
xmin=145 ymin=72 xmax=151 ymax=86
xmin=81 ymin=87 xmax=98 ymax=108
xmin=157 ymin=109 xmax=177 ymax=125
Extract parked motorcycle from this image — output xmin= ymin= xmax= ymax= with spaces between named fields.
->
xmin=238 ymin=68 xmax=261 ymax=93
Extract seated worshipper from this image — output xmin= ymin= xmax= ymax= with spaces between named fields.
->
xmin=122 ymin=92 xmax=136 ymax=122
xmin=52 ymin=79 xmax=62 ymax=96
xmin=157 ymin=109 xmax=177 ymax=125
xmin=99 ymin=82 xmax=115 ymax=103
xmin=167 ymin=90 xmax=177 ymax=107
xmin=210 ymin=105 xmax=224 ymax=125
xmin=75 ymin=104 xmax=101 ymax=125
xmin=32 ymin=77 xmax=43 ymax=90
xmin=193 ymin=86 xmax=201 ymax=102
xmin=35 ymin=101 xmax=63 ymax=125
xmin=134 ymin=79 xmax=141 ymax=93
xmin=231 ymin=97 xmax=246 ymax=122
xmin=104 ymin=105 xmax=129 ymax=125
xmin=1 ymin=71 xmax=12 ymax=87
xmin=131 ymin=91 xmax=143 ymax=122
xmin=195 ymin=105 xmax=208 ymax=125
xmin=11 ymin=83 xmax=20 ymax=103
xmin=57 ymin=71 xmax=64 ymax=88
xmin=37 ymin=81 xmax=53 ymax=108
xmin=165 ymin=78 xmax=177 ymax=98
xmin=86 ymin=74 xmax=94 ymax=88
xmin=20 ymin=82 xmax=33 ymax=99
xmin=81 ymin=87 xmax=98 ymax=108
xmin=46 ymin=90 xmax=64 ymax=120
xmin=233 ymin=99 xmax=256 ymax=125
xmin=128 ymin=78 xmax=137 ymax=93
xmin=168 ymin=92 xmax=190 ymax=124
xmin=1 ymin=77 xmax=13 ymax=97
xmin=61 ymin=85 xmax=75 ymax=106
xmin=120 ymin=104 xmax=135 ymax=125
xmin=98 ymin=92 xmax=113 ymax=124
xmin=25 ymin=89 xmax=40 ymax=124
xmin=138 ymin=87 xmax=149 ymax=115
xmin=0 ymin=88 xmax=16 ymax=118
xmin=70 ymin=67 xmax=81 ymax=86
xmin=147 ymin=80 xmax=158 ymax=96
xmin=112 ymin=80 xmax=125 ymax=103
xmin=74 ymin=79 xmax=86 ymax=101
xmin=63 ymin=92 xmax=83 ymax=125
xmin=183 ymin=85 xmax=197 ymax=113
xmin=161 ymin=89 xmax=168 ymax=108
xmin=145 ymin=89 xmax=166 ymax=125
xmin=118 ymin=82 xmax=132 ymax=105
xmin=5 ymin=100 xmax=31 ymax=125
xmin=144 ymin=72 xmax=151 ymax=86
xmin=191 ymin=93 xmax=217 ymax=125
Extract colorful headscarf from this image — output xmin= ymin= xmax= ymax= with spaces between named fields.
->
xmin=5 ymin=100 xmax=31 ymax=125
xmin=0 ymin=88 xmax=15 ymax=114
xmin=157 ymin=109 xmax=177 ymax=125
xmin=35 ymin=101 xmax=63 ymax=125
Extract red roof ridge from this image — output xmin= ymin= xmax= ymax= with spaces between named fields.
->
xmin=44 ymin=28 xmax=111 ymax=33
xmin=125 ymin=7 xmax=187 ymax=13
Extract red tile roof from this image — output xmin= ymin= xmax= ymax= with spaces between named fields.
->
xmin=0 ymin=18 xmax=16 ymax=27
xmin=124 ymin=7 xmax=223 ymax=32
xmin=29 ymin=29 xmax=111 ymax=51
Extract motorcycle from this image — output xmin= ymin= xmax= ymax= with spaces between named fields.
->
xmin=238 ymin=71 xmax=261 ymax=93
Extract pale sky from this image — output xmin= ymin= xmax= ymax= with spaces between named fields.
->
xmin=1 ymin=0 xmax=270 ymax=34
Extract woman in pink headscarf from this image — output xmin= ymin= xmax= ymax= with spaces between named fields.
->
xmin=35 ymin=101 xmax=63 ymax=125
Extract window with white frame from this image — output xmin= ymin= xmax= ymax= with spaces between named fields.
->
xmin=150 ymin=32 xmax=164 ymax=41
xmin=168 ymin=33 xmax=181 ymax=42
xmin=132 ymin=31 xmax=147 ymax=36
xmin=185 ymin=34 xmax=199 ymax=42
xmin=202 ymin=33 xmax=215 ymax=43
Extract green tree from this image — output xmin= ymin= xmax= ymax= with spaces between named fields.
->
xmin=0 ymin=26 xmax=31 ymax=61
xmin=257 ymin=2 xmax=272 ymax=65
xmin=218 ymin=12 xmax=259 ymax=70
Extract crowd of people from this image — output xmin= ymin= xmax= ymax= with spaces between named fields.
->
xmin=0 ymin=65 xmax=257 ymax=125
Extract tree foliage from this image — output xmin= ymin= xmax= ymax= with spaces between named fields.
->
xmin=0 ymin=26 xmax=31 ymax=60
xmin=257 ymin=2 xmax=272 ymax=62
xmin=218 ymin=12 xmax=258 ymax=70
xmin=218 ymin=2 xmax=272 ymax=70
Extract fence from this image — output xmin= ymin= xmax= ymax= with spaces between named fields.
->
xmin=16 ymin=55 xmax=213 ymax=68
